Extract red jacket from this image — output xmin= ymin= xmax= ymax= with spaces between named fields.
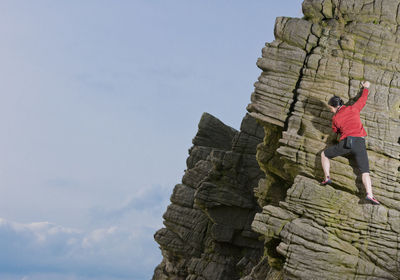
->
xmin=332 ymin=88 xmax=368 ymax=141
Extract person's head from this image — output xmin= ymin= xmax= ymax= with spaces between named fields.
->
xmin=328 ymin=96 xmax=343 ymax=113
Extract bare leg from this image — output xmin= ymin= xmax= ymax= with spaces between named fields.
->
xmin=362 ymin=172 xmax=373 ymax=196
xmin=321 ymin=151 xmax=330 ymax=180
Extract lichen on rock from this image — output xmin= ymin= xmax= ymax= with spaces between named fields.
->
xmin=153 ymin=0 xmax=400 ymax=279
xmin=247 ymin=0 xmax=400 ymax=279
xmin=153 ymin=113 xmax=266 ymax=279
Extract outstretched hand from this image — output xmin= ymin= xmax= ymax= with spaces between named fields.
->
xmin=362 ymin=81 xmax=370 ymax=88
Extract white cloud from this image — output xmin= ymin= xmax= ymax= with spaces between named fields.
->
xmin=82 ymin=226 xmax=117 ymax=248
xmin=0 ymin=183 xmax=173 ymax=280
xmin=0 ymin=217 xmax=160 ymax=280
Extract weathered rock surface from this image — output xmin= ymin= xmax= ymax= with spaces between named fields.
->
xmin=153 ymin=113 xmax=266 ymax=280
xmin=247 ymin=0 xmax=400 ymax=279
xmin=154 ymin=0 xmax=400 ymax=279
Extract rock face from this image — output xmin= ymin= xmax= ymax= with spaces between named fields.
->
xmin=153 ymin=0 xmax=400 ymax=279
xmin=153 ymin=113 xmax=266 ymax=279
xmin=247 ymin=0 xmax=400 ymax=279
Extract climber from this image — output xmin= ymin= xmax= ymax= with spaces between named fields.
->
xmin=320 ymin=81 xmax=380 ymax=205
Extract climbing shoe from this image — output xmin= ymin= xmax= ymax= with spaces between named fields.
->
xmin=321 ymin=176 xmax=332 ymax=185
xmin=366 ymin=195 xmax=380 ymax=205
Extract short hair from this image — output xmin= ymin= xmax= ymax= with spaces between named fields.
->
xmin=328 ymin=96 xmax=343 ymax=107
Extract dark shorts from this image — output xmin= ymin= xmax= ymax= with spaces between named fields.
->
xmin=324 ymin=137 xmax=370 ymax=173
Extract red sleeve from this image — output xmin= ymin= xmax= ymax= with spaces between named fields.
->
xmin=332 ymin=119 xmax=338 ymax=134
xmin=352 ymin=88 xmax=369 ymax=111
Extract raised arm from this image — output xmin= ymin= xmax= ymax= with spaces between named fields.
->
xmin=352 ymin=81 xmax=370 ymax=112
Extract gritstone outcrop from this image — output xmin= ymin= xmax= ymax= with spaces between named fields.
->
xmin=153 ymin=113 xmax=266 ymax=279
xmin=153 ymin=0 xmax=400 ymax=279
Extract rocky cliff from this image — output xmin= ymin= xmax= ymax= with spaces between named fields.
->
xmin=153 ymin=0 xmax=400 ymax=279
xmin=153 ymin=113 xmax=266 ymax=279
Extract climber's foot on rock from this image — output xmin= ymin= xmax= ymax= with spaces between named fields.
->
xmin=366 ymin=195 xmax=380 ymax=205
xmin=321 ymin=176 xmax=332 ymax=185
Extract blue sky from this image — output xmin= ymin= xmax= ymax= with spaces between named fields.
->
xmin=0 ymin=1 xmax=303 ymax=279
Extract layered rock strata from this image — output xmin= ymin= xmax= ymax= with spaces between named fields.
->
xmin=247 ymin=0 xmax=400 ymax=279
xmin=153 ymin=113 xmax=266 ymax=279
xmin=153 ymin=0 xmax=400 ymax=279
